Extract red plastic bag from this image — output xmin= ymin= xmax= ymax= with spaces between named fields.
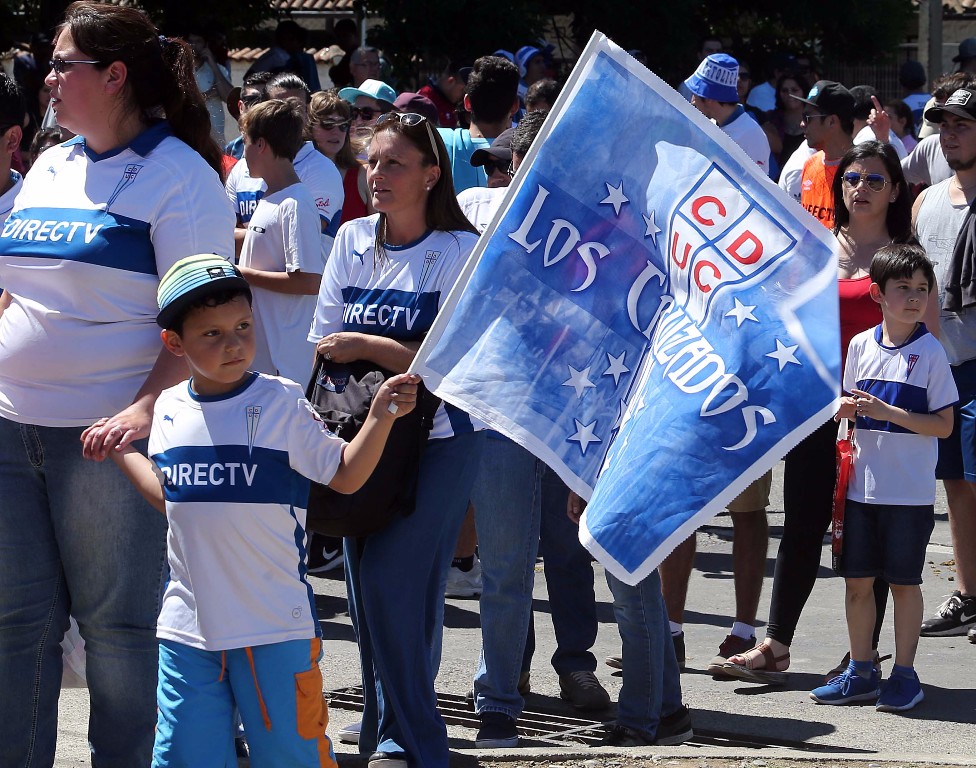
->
xmin=831 ymin=419 xmax=855 ymax=573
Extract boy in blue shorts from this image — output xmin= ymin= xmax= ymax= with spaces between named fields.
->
xmin=810 ymin=244 xmax=957 ymax=712
xmin=87 ymin=254 xmax=420 ymax=767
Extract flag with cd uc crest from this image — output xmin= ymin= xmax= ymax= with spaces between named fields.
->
xmin=413 ymin=32 xmax=840 ymax=585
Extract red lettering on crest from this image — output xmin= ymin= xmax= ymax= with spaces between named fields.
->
xmin=694 ymin=261 xmax=721 ymax=293
xmin=726 ymin=230 xmax=763 ymax=265
xmin=671 ymin=232 xmax=692 ymax=269
xmin=691 ymin=196 xmax=726 ymax=226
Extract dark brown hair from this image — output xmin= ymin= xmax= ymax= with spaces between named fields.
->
xmin=370 ymin=115 xmax=477 ymax=262
xmin=61 ymin=2 xmax=223 ymax=178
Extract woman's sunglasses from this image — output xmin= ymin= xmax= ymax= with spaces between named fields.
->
xmin=318 ymin=119 xmax=350 ymax=133
xmin=351 ymin=107 xmax=387 ymax=122
xmin=484 ymin=158 xmax=514 ymax=177
xmin=376 ymin=112 xmax=440 ymax=166
xmin=842 ymin=172 xmax=889 ymax=192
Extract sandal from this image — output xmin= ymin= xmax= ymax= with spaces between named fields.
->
xmin=720 ymin=642 xmax=790 ymax=684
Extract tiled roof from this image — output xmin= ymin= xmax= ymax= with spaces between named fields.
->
xmin=226 ymin=45 xmax=347 ymax=63
xmin=272 ymin=0 xmax=357 ymax=10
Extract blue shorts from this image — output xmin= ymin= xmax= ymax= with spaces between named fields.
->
xmin=837 ymin=499 xmax=934 ymax=585
xmin=936 ymin=358 xmax=976 ymax=482
xmin=153 ymin=637 xmax=337 ymax=768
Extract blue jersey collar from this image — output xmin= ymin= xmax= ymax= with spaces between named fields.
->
xmin=65 ymin=121 xmax=173 ymax=162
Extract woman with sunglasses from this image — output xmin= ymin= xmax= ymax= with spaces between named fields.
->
xmin=338 ymin=78 xmax=397 ymax=145
xmin=309 ymin=89 xmax=371 ymax=224
xmin=310 ymin=111 xmax=483 ymax=768
xmin=725 ymin=142 xmax=934 ymax=683
xmin=0 ymin=2 xmax=232 ymax=764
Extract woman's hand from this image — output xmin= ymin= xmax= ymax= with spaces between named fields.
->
xmin=316 ymin=332 xmax=366 ymax=364
xmin=867 ymin=96 xmax=891 ymax=143
xmin=81 ymin=401 xmax=153 ymax=461
xmin=849 ymin=388 xmax=890 ymax=421
xmin=370 ymin=373 xmax=421 ymax=421
xmin=835 ymin=395 xmax=857 ymax=421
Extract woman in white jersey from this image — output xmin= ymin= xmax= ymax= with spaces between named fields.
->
xmin=0 ymin=3 xmax=233 ymax=764
xmin=310 ymin=112 xmax=483 ymax=768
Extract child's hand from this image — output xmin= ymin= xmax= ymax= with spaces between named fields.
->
xmin=849 ymin=388 xmax=890 ymax=421
xmin=373 ymin=373 xmax=422 ymax=420
xmin=835 ymin=396 xmax=857 ymax=421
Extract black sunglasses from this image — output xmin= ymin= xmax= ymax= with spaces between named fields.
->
xmin=483 ymin=158 xmax=513 ymax=176
xmin=49 ymin=58 xmax=103 ymax=74
xmin=318 ymin=119 xmax=350 ymax=132
xmin=351 ymin=106 xmax=387 ymax=121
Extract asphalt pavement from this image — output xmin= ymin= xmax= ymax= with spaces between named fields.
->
xmin=54 ymin=462 xmax=976 ymax=766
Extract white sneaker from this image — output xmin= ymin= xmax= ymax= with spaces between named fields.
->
xmin=337 ymin=720 xmax=361 ymax=744
xmin=445 ymin=556 xmax=482 ymax=598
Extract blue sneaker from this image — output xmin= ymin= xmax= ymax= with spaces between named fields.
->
xmin=877 ymin=671 xmax=924 ymax=712
xmin=809 ymin=663 xmax=879 ymax=705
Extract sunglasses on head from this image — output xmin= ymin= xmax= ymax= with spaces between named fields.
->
xmin=351 ymin=106 xmax=387 ymax=121
xmin=376 ymin=112 xmax=440 ymax=166
xmin=842 ymin=172 xmax=889 ymax=192
xmin=49 ymin=57 xmax=103 ymax=74
xmin=318 ymin=119 xmax=350 ymax=132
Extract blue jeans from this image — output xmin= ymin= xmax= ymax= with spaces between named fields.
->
xmin=605 ymin=569 xmax=683 ymax=739
xmin=345 ymin=431 xmax=484 ymax=768
xmin=471 ymin=437 xmax=598 ymax=719
xmin=0 ymin=417 xmax=168 ymax=768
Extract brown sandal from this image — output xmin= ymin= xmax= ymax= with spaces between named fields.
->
xmin=720 ymin=642 xmax=790 ymax=684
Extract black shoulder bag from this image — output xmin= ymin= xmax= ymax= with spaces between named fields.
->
xmin=304 ymin=356 xmax=440 ymax=538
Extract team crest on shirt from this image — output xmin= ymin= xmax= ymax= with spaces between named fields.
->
xmin=418 ymin=251 xmax=440 ymax=294
xmin=907 ymin=354 xmax=919 ymax=376
xmin=106 ymin=164 xmax=143 ymax=209
xmin=245 ymin=405 xmax=262 ymax=454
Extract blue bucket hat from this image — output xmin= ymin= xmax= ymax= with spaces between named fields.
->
xmin=684 ymin=53 xmax=740 ymax=103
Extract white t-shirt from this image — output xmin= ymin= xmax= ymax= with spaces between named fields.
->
xmin=0 ymin=123 xmax=234 ymax=426
xmin=844 ymin=324 xmax=957 ymax=505
xmin=853 ymin=126 xmax=908 ymax=160
xmin=150 ymin=372 xmax=344 ymax=651
xmin=721 ymin=107 xmax=771 ymax=176
xmin=239 ymin=183 xmax=322 ymax=384
xmin=308 ymin=215 xmax=480 ymax=440
xmin=226 ymin=142 xmax=345 ymax=262
xmin=778 ymin=140 xmax=815 ymax=201
xmin=457 ymin=186 xmax=506 ymax=233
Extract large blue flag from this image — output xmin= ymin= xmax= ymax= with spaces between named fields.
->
xmin=413 ymin=32 xmax=840 ymax=584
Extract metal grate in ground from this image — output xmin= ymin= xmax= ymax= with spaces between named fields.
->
xmin=326 ymin=686 xmax=869 ymax=753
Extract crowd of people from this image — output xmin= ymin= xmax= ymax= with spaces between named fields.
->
xmin=1 ymin=3 xmax=975 ymax=767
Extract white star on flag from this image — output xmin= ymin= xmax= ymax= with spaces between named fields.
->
xmin=567 ymin=418 xmax=602 ymax=455
xmin=642 ymin=210 xmax=661 ymax=246
xmin=725 ymin=298 xmax=758 ymax=327
xmin=600 ymin=181 xmax=629 ymax=216
xmin=603 ymin=351 xmax=630 ymax=386
xmin=562 ymin=365 xmax=597 ymax=398
xmin=766 ymin=340 xmax=801 ymax=371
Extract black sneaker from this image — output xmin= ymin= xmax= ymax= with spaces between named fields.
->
xmin=307 ymin=534 xmax=344 ymax=575
xmin=558 ymin=670 xmax=611 ymax=711
xmin=655 ymin=704 xmax=693 ymax=745
xmin=920 ymin=591 xmax=976 ymax=636
xmin=475 ymin=711 xmax=518 ymax=748
xmin=600 ymin=723 xmax=654 ymax=746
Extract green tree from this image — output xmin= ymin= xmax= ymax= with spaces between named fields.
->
xmin=363 ymin=0 xmax=549 ymax=84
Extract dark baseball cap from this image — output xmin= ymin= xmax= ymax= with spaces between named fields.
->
xmin=925 ymin=88 xmax=976 ymax=123
xmin=790 ymin=80 xmax=854 ymax=121
xmin=470 ymin=128 xmax=514 ymax=167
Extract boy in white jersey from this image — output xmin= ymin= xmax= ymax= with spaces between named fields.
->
xmin=236 ymin=98 xmax=322 ymax=384
xmin=810 ymin=244 xmax=956 ymax=713
xmin=95 ymin=254 xmax=420 ymax=767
